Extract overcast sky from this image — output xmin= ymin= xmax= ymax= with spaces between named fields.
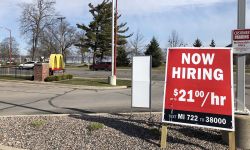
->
xmin=0 ymin=0 xmax=250 ymax=55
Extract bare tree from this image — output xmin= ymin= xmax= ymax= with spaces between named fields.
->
xmin=60 ymin=21 xmax=77 ymax=62
xmin=0 ymin=37 xmax=19 ymax=62
xmin=129 ymin=30 xmax=145 ymax=56
xmin=168 ymin=30 xmax=186 ymax=47
xmin=40 ymin=20 xmax=77 ymax=62
xmin=19 ymin=0 xmax=56 ymax=60
xmin=39 ymin=20 xmax=60 ymax=58
xmin=75 ymin=31 xmax=89 ymax=64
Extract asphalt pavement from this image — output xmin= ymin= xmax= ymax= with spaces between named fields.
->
xmin=0 ymin=79 xmax=249 ymax=116
xmin=0 ymin=68 xmax=249 ymax=116
xmin=0 ymin=81 xmax=164 ymax=115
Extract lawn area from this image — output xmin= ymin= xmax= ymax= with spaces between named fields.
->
xmin=54 ymin=78 xmax=131 ymax=87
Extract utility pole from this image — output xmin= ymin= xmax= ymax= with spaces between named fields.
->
xmin=57 ymin=17 xmax=66 ymax=54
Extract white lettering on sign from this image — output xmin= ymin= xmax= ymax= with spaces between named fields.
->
xmin=235 ymin=35 xmax=249 ymax=40
xmin=234 ymin=30 xmax=250 ymax=35
xmin=182 ymin=53 xmax=215 ymax=65
xmin=172 ymin=53 xmax=223 ymax=81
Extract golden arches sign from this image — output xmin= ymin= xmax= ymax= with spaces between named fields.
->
xmin=49 ymin=54 xmax=65 ymax=71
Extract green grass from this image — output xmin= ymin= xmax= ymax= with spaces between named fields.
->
xmin=86 ymin=122 xmax=104 ymax=132
xmin=152 ymin=64 xmax=166 ymax=71
xmin=55 ymin=78 xmax=131 ymax=87
xmin=30 ymin=120 xmax=46 ymax=128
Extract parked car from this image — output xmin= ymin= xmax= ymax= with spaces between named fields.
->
xmin=19 ymin=61 xmax=38 ymax=69
xmin=89 ymin=62 xmax=111 ymax=71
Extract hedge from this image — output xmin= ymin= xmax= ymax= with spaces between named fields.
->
xmin=44 ymin=74 xmax=73 ymax=82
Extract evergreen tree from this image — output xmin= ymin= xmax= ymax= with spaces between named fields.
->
xmin=76 ymin=0 xmax=132 ymax=64
xmin=116 ymin=46 xmax=129 ymax=67
xmin=145 ymin=37 xmax=162 ymax=67
xmin=209 ymin=39 xmax=216 ymax=47
xmin=193 ymin=38 xmax=202 ymax=47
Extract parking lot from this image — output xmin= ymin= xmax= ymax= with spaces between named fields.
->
xmin=0 ymin=80 xmax=164 ymax=116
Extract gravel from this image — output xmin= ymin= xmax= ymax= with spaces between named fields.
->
xmin=0 ymin=113 xmax=229 ymax=150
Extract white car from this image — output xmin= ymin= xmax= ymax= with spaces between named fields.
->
xmin=19 ymin=61 xmax=38 ymax=69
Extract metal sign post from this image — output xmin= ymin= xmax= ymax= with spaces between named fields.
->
xmin=235 ymin=0 xmax=249 ymax=114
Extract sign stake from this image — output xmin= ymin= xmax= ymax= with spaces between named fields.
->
xmin=228 ymin=131 xmax=236 ymax=150
xmin=160 ymin=124 xmax=168 ymax=149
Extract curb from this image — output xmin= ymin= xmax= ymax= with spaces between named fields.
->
xmin=0 ymin=145 xmax=26 ymax=150
xmin=0 ymin=112 xmax=162 ymax=118
xmin=0 ymin=79 xmax=128 ymax=90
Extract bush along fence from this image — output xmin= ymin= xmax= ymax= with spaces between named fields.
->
xmin=44 ymin=74 xmax=73 ymax=82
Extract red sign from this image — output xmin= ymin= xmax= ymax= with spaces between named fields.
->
xmin=162 ymin=48 xmax=234 ymax=131
xmin=233 ymin=29 xmax=250 ymax=41
xmin=232 ymin=29 xmax=250 ymax=53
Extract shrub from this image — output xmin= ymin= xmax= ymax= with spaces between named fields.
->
xmin=54 ymin=76 xmax=60 ymax=81
xmin=61 ymin=74 xmax=66 ymax=80
xmin=66 ymin=74 xmax=73 ymax=79
xmin=44 ymin=74 xmax=73 ymax=82
xmin=30 ymin=119 xmax=46 ymax=128
xmin=149 ymin=127 xmax=161 ymax=136
xmin=44 ymin=76 xmax=55 ymax=82
xmin=87 ymin=122 xmax=104 ymax=132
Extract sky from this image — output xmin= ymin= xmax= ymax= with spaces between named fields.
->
xmin=0 ymin=0 xmax=250 ymax=55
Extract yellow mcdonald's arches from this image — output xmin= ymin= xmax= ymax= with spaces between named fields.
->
xmin=49 ymin=54 xmax=65 ymax=71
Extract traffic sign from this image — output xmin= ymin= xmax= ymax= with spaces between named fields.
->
xmin=232 ymin=29 xmax=250 ymax=53
xmin=162 ymin=48 xmax=234 ymax=131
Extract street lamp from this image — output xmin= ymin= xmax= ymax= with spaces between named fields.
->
xmin=0 ymin=26 xmax=12 ymax=65
xmin=109 ymin=0 xmax=118 ymax=86
xmin=57 ymin=17 xmax=66 ymax=54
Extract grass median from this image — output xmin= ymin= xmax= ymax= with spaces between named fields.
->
xmin=54 ymin=78 xmax=131 ymax=87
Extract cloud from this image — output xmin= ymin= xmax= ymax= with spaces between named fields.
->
xmin=54 ymin=0 xmax=104 ymax=25
xmin=0 ymin=0 xmax=249 ymax=54
xmin=118 ymin=0 xmax=235 ymax=15
xmin=124 ymin=0 xmax=237 ymax=47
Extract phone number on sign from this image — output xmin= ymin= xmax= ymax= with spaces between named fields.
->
xmin=170 ymin=113 xmax=227 ymax=125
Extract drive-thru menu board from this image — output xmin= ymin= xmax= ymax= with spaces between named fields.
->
xmin=162 ymin=48 xmax=234 ymax=131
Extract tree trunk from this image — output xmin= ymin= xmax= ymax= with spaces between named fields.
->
xmin=81 ymin=51 xmax=84 ymax=64
xmin=32 ymin=38 xmax=35 ymax=61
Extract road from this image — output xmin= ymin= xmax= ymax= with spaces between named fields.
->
xmin=0 ymin=80 xmax=249 ymax=116
xmin=0 ymin=81 xmax=164 ymax=116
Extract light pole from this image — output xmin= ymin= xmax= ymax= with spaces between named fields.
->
xmin=109 ymin=0 xmax=118 ymax=85
xmin=114 ymin=0 xmax=118 ymax=77
xmin=57 ymin=17 xmax=66 ymax=54
xmin=0 ymin=27 xmax=12 ymax=65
